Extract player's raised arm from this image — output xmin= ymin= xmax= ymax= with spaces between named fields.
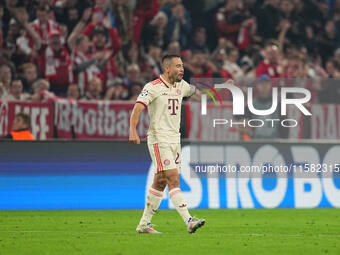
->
xmin=129 ymin=102 xmax=145 ymax=144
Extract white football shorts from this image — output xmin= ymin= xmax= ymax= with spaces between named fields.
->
xmin=147 ymin=143 xmax=181 ymax=173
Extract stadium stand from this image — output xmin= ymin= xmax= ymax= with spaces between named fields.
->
xmin=0 ymin=0 xmax=339 ymax=140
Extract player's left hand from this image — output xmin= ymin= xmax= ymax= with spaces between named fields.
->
xmin=129 ymin=131 xmax=140 ymax=144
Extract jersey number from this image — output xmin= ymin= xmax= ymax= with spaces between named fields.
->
xmin=175 ymin=153 xmax=180 ymax=164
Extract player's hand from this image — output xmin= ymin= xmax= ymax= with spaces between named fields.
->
xmin=129 ymin=131 xmax=140 ymax=144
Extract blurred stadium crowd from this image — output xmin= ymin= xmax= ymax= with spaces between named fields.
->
xmin=0 ymin=0 xmax=339 ymax=104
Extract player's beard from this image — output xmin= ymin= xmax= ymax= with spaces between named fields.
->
xmin=174 ymin=73 xmax=183 ymax=83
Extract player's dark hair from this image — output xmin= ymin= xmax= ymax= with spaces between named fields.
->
xmin=15 ymin=113 xmax=31 ymax=129
xmin=162 ymin=54 xmax=181 ymax=65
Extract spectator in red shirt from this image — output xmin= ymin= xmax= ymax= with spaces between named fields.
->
xmin=17 ymin=5 xmax=61 ymax=60
xmin=185 ymin=50 xmax=214 ymax=79
xmin=9 ymin=1 xmax=67 ymax=94
xmin=215 ymin=0 xmax=254 ymax=46
xmin=34 ymin=30 xmax=72 ymax=96
xmin=70 ymin=34 xmax=102 ymax=96
xmin=67 ymin=8 xmax=103 ymax=96
xmin=82 ymin=16 xmax=122 ymax=91
xmin=33 ymin=5 xmax=61 ymax=44
xmin=132 ymin=0 xmax=160 ymax=45
xmin=282 ymin=55 xmax=320 ymax=103
xmin=255 ymin=41 xmax=283 ymax=78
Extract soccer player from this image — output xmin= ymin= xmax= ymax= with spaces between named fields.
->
xmin=129 ymin=54 xmax=205 ymax=234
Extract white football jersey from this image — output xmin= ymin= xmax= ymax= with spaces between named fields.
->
xmin=136 ymin=75 xmax=196 ymax=144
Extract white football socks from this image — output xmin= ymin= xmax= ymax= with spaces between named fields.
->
xmin=139 ymin=187 xmax=163 ymax=226
xmin=169 ymin=187 xmax=191 ymax=223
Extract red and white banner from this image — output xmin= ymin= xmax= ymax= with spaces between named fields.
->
xmin=54 ymin=99 xmax=149 ymax=139
xmin=310 ymin=104 xmax=340 ymax=139
xmin=1 ymin=99 xmax=339 ymax=140
xmin=0 ymin=100 xmax=54 ymax=140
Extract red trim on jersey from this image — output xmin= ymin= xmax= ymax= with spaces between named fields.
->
xmin=136 ymin=101 xmax=147 ymax=108
xmin=151 ymin=79 xmax=162 ymax=85
xmin=159 ymin=76 xmax=170 ymax=88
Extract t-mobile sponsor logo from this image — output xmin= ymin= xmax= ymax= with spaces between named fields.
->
xmin=168 ymin=98 xmax=179 ymax=115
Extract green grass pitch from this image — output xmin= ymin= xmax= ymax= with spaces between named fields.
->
xmin=0 ymin=209 xmax=339 ymax=255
